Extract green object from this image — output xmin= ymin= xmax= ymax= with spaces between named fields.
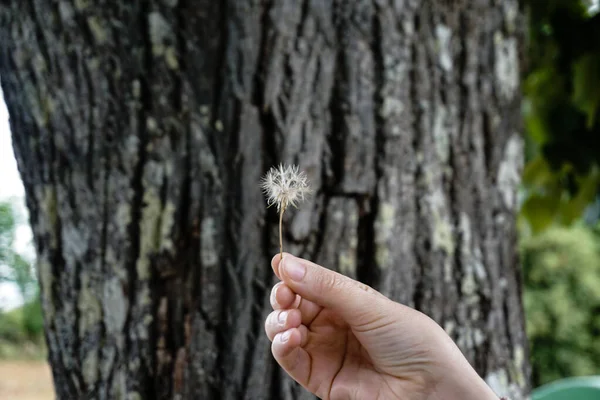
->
xmin=531 ymin=376 xmax=600 ymax=400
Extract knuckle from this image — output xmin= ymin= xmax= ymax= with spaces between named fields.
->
xmin=314 ymin=270 xmax=346 ymax=293
xmin=356 ymin=281 xmax=376 ymax=295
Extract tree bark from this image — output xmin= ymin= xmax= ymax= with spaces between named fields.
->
xmin=0 ymin=0 xmax=529 ymax=399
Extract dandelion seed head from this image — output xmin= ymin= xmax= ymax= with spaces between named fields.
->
xmin=261 ymin=164 xmax=311 ymax=212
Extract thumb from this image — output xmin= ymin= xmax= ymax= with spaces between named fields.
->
xmin=278 ymin=254 xmax=388 ymax=327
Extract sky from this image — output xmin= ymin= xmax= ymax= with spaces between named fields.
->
xmin=0 ymin=90 xmax=24 ymax=200
xmin=0 ymin=87 xmax=33 ymax=310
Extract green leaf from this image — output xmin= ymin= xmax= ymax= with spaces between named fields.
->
xmin=520 ymin=193 xmax=561 ymax=233
xmin=559 ymin=169 xmax=600 ymax=224
xmin=572 ymin=54 xmax=600 ymax=127
xmin=522 ymin=156 xmax=555 ymax=188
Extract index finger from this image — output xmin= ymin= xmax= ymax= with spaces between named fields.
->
xmin=271 ymin=252 xmax=286 ymax=279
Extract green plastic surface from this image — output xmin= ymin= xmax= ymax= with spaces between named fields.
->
xmin=531 ymin=376 xmax=600 ymax=400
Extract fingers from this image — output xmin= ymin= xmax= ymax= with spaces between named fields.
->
xmin=271 ymin=325 xmax=311 ymax=389
xmin=270 ymin=281 xmax=323 ymax=326
xmin=276 ymin=253 xmax=389 ymax=328
xmin=271 ymin=253 xmax=284 ymax=279
xmin=265 ymin=309 xmax=302 ymax=341
xmin=266 ymin=312 xmax=312 ymax=387
xmin=294 ymin=296 xmax=324 ymax=326
xmin=270 ymin=282 xmax=296 ymax=310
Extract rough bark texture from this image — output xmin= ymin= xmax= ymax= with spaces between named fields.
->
xmin=0 ymin=0 xmax=529 ymax=399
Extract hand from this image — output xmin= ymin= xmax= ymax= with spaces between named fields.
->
xmin=265 ymin=253 xmax=499 ymax=400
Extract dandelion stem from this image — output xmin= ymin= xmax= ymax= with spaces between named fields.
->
xmin=279 ymin=206 xmax=285 ymax=260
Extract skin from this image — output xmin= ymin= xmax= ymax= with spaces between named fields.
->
xmin=265 ymin=253 xmax=500 ymax=400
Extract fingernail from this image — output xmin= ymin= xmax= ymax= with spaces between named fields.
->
xmin=281 ymin=331 xmax=291 ymax=342
xmin=283 ymin=257 xmax=306 ymax=282
xmin=270 ymin=286 xmax=279 ymax=307
xmin=278 ymin=311 xmax=288 ymax=324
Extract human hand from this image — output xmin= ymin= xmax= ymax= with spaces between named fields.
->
xmin=265 ymin=253 xmax=500 ymax=400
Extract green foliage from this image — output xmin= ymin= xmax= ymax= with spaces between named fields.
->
xmin=521 ymin=0 xmax=600 ymax=231
xmin=0 ymin=200 xmax=44 ymax=352
xmin=520 ymin=0 xmax=600 ymax=386
xmin=10 ymin=253 xmax=38 ymax=301
xmin=0 ymin=202 xmax=15 ymax=267
xmin=0 ymin=304 xmax=46 ymax=360
xmin=519 ymin=160 xmax=600 ymax=233
xmin=0 ymin=296 xmax=44 ymax=342
xmin=21 ymin=291 xmax=44 ymax=339
xmin=520 ymin=223 xmax=600 ymax=386
xmin=0 ymin=201 xmax=37 ymax=298
xmin=0 ymin=307 xmax=27 ymax=343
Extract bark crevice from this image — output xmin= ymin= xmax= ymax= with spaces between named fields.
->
xmin=410 ymin=11 xmax=427 ymax=313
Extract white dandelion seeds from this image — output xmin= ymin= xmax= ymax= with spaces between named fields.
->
xmin=261 ymin=164 xmax=310 ymax=212
xmin=260 ymin=164 xmax=311 ymax=259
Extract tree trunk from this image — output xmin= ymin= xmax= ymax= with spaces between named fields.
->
xmin=0 ymin=0 xmax=529 ymax=399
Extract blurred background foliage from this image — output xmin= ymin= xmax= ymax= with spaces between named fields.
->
xmin=0 ymin=202 xmax=44 ymax=359
xmin=520 ymin=0 xmax=600 ymax=234
xmin=521 ymin=224 xmax=600 ymax=386
xmin=0 ymin=0 xmax=599 ymax=390
xmin=520 ymin=0 xmax=600 ymax=388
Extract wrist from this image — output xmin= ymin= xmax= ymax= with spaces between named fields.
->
xmin=406 ymin=313 xmax=500 ymax=400
xmin=426 ymin=336 xmax=499 ymax=400
xmin=429 ymin=365 xmax=498 ymax=400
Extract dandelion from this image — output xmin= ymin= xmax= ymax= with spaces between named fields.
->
xmin=261 ymin=164 xmax=311 ymax=259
